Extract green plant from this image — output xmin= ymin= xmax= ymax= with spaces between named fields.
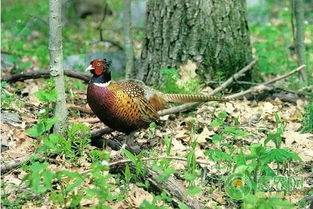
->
xmin=242 ymin=194 xmax=294 ymax=209
xmin=1 ymin=181 xmax=32 ymax=208
xmin=38 ymin=123 xmax=91 ymax=161
xmin=22 ymin=160 xmax=87 ymax=208
xmin=49 ymin=170 xmax=86 ymax=208
xmin=84 ymin=161 xmax=120 ymax=207
xmin=301 ymin=102 xmax=313 ymax=133
xmin=1 ymin=81 xmax=17 ymax=109
xmin=159 ymin=68 xmax=201 ymax=94
xmin=23 ymin=161 xmax=54 ymax=194
xmin=33 ymin=79 xmax=57 ymax=119
xmin=22 ymin=150 xmax=118 ymax=208
xmin=26 ymin=117 xmax=58 ymax=138
xmin=123 ymin=149 xmax=146 ymax=177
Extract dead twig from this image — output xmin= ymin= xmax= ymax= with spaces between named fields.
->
xmin=69 ymin=118 xmax=100 ymax=123
xmin=89 ymin=38 xmax=124 ymax=51
xmin=158 ymin=102 xmax=198 ymax=116
xmin=2 ymin=69 xmax=91 ymax=83
xmin=227 ymin=65 xmax=306 ymax=99
xmin=210 ymin=59 xmax=257 ymax=95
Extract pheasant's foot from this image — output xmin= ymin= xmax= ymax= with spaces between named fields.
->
xmin=107 ymin=138 xmax=123 ymax=150
xmin=123 ymin=131 xmax=141 ymax=154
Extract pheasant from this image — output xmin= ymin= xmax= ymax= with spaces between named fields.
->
xmin=86 ymin=58 xmax=229 ymax=151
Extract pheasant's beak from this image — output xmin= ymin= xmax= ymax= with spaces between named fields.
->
xmin=85 ymin=65 xmax=95 ymax=71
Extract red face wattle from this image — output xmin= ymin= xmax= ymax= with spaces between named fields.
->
xmin=86 ymin=59 xmax=111 ymax=76
xmin=91 ymin=60 xmax=106 ymax=75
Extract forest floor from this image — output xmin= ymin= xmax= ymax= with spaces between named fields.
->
xmin=1 ymin=74 xmax=312 ymax=208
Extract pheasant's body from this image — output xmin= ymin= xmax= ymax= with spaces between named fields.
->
xmin=87 ymin=80 xmax=165 ymax=134
xmin=86 ymin=59 xmax=230 ymax=136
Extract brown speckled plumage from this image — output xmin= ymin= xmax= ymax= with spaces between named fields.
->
xmin=86 ymin=59 xmax=230 ymax=134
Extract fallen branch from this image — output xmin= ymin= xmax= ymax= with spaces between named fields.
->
xmin=1 ymin=155 xmax=32 ymax=173
xmin=109 ymin=156 xmax=211 ymax=167
xmin=2 ymin=69 xmax=91 ymax=83
xmin=227 ymin=65 xmax=306 ymax=99
xmin=145 ymin=167 xmax=204 ymax=209
xmin=108 ymin=157 xmax=205 ymax=209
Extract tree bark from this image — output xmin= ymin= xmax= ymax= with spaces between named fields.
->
xmin=49 ymin=0 xmax=68 ymax=134
xmin=138 ymin=0 xmax=253 ymax=86
xmin=124 ymin=0 xmax=135 ymax=79
xmin=294 ymin=0 xmax=307 ymax=84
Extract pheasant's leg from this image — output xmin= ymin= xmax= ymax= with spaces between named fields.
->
xmin=124 ymin=131 xmax=140 ymax=154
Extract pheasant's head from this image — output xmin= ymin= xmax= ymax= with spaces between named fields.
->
xmin=85 ymin=58 xmax=112 ymax=76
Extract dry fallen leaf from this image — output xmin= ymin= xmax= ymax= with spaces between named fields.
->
xmin=283 ymin=131 xmax=312 ymax=146
xmin=178 ymin=60 xmax=198 ymax=85
xmin=195 ymin=127 xmax=215 ymax=144
xmin=127 ymin=184 xmax=154 ymax=207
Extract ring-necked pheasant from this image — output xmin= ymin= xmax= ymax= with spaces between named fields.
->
xmin=86 ymin=58 xmax=230 ymax=151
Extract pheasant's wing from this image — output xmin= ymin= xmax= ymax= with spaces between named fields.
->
xmin=120 ymin=80 xmax=167 ymax=111
xmin=133 ymin=97 xmax=159 ymax=122
xmin=117 ymin=80 xmax=160 ymax=122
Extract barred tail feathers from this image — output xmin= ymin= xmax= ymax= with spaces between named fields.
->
xmin=164 ymin=94 xmax=230 ymax=103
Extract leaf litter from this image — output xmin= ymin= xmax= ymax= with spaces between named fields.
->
xmin=1 ymin=77 xmax=312 ymax=208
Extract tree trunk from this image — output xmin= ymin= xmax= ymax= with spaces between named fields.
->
xmin=294 ymin=0 xmax=307 ymax=83
xmin=138 ymin=0 xmax=253 ymax=87
xmin=124 ymin=0 xmax=135 ymax=79
xmin=49 ymin=0 xmax=68 ymax=134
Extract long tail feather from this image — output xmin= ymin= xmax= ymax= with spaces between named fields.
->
xmin=164 ymin=94 xmax=230 ymax=103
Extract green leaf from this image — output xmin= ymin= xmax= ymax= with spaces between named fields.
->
xmin=26 ymin=117 xmax=58 ymax=138
xmin=235 ymin=150 xmax=247 ymax=166
xmin=45 ymin=117 xmax=58 ymax=131
xmin=178 ymin=203 xmax=189 ymax=209
xmin=218 ymin=111 xmax=228 ymax=119
xmin=57 ymin=170 xmax=86 ymax=194
xmin=42 ymin=170 xmax=54 ymax=190
xmin=187 ymin=185 xmax=202 ymax=195
xmin=35 ymin=89 xmax=57 ymax=103
xmin=262 ymin=149 xmax=302 ymax=163
xmin=163 ymin=136 xmax=172 ymax=155
xmin=124 ymin=164 xmax=131 ymax=183
xmin=26 ymin=123 xmax=45 ymax=137
xmin=123 ymin=149 xmax=136 ymax=164
xmin=223 ymin=126 xmax=249 ymax=137
xmin=212 ymin=134 xmax=226 ymax=144
xmin=157 ymin=167 xmax=176 ymax=182
xmin=205 ymin=149 xmax=233 ymax=162
xmin=184 ymin=171 xmax=197 ymax=181
xmin=210 ymin=119 xmax=223 ymax=127
xmin=140 ymin=200 xmax=158 ymax=209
